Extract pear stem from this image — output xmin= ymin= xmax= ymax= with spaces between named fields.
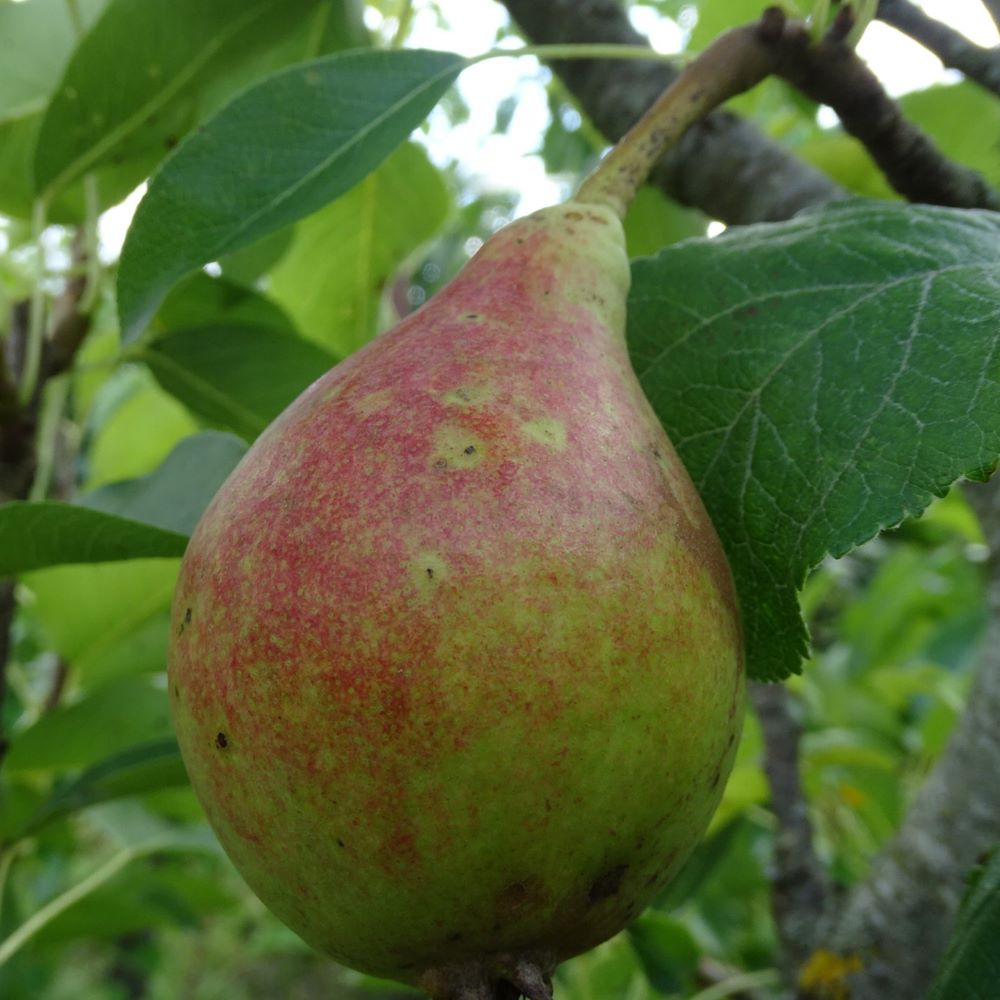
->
xmin=574 ymin=11 xmax=786 ymax=219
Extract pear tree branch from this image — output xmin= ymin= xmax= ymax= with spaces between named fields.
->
xmin=811 ymin=476 xmax=1000 ymax=1000
xmin=749 ymin=682 xmax=829 ymax=979
xmin=499 ymin=0 xmax=844 ymax=224
xmin=877 ymin=0 xmax=1000 ymax=98
xmin=0 ymin=234 xmax=93 ymax=769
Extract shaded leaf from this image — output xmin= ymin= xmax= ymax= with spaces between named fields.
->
xmin=22 ymin=559 xmax=178 ymax=686
xmin=153 ymin=271 xmax=297 ymax=337
xmin=117 ymin=48 xmax=466 ymax=342
xmin=4 ymin=676 xmax=173 ymax=772
xmin=13 ymin=738 xmax=188 ymax=841
xmin=928 ymin=848 xmax=1000 ymax=1000
xmin=623 ymin=184 xmax=706 ymax=258
xmin=627 ymin=912 xmax=699 ymax=995
xmin=80 ymin=431 xmax=247 ymax=536
xmin=33 ymin=0 xmax=319 ymax=196
xmin=269 ymin=141 xmax=451 ymax=353
xmin=0 ymin=501 xmax=187 ymax=575
xmin=0 ymin=0 xmax=104 ymax=124
xmin=628 ymin=201 xmax=1000 ymax=681
xmin=140 ymin=326 xmax=336 ymax=439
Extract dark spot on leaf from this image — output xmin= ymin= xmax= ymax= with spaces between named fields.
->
xmin=447 ymin=931 xmax=463 ymax=942
xmin=711 ymin=765 xmax=722 ymax=789
xmin=644 ymin=873 xmax=657 ymax=887
xmin=215 ymin=732 xmax=228 ymax=750
xmin=588 ymin=864 xmax=627 ymax=903
xmin=426 ymin=567 xmax=434 ymax=579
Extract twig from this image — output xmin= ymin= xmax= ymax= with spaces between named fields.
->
xmin=503 ymin=1 xmax=1000 ymax=222
xmin=810 ymin=475 xmax=1000 ymax=1000
xmin=877 ymin=0 xmax=1000 ymax=99
xmin=770 ymin=9 xmax=1000 ymax=210
xmin=749 ymin=682 xmax=830 ymax=980
xmin=0 ymin=233 xmax=94 ymax=770
xmin=499 ymin=0 xmax=844 ymax=224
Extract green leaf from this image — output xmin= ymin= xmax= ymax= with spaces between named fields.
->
xmin=140 ymin=327 xmax=337 ymax=440
xmin=0 ymin=501 xmax=187 ymax=575
xmin=12 ymin=738 xmax=188 ymax=841
xmin=901 ymin=82 xmax=1000 ymax=189
xmin=117 ymin=48 xmax=466 ymax=343
xmin=269 ymin=141 xmax=451 ymax=354
xmin=80 ymin=431 xmax=247 ymax=536
xmin=83 ymin=374 xmax=200 ymax=490
xmin=0 ymin=0 xmax=106 ymax=220
xmin=4 ymin=676 xmax=173 ymax=772
xmin=0 ymin=0 xmax=104 ymax=124
xmin=929 ymin=848 xmax=1000 ymax=1000
xmin=153 ymin=271 xmax=297 ymax=336
xmin=628 ymin=201 xmax=1000 ymax=681
xmin=23 ymin=559 xmax=178 ymax=686
xmin=627 ymin=911 xmax=699 ymax=995
xmin=623 ymin=184 xmax=706 ymax=258
xmin=33 ymin=0 xmax=313 ymax=196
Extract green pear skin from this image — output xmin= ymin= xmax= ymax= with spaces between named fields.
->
xmin=168 ymin=202 xmax=745 ymax=995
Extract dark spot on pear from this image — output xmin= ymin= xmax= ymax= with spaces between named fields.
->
xmin=184 ymin=607 xmax=192 ymax=624
xmin=173 ymin=684 xmax=179 ymax=698
xmin=588 ymin=864 xmax=628 ymax=903
xmin=337 ymin=838 xmax=345 ymax=848
xmin=447 ymin=930 xmax=463 ymax=942
xmin=711 ymin=765 xmax=722 ymax=789
xmin=463 ymin=445 xmax=476 ymax=455
xmin=215 ymin=732 xmax=228 ymax=750
xmin=434 ymin=458 xmax=448 ymax=469
xmin=463 ymin=312 xmax=480 ymax=320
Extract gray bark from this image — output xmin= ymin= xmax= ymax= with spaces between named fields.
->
xmin=499 ymin=0 xmax=844 ymax=224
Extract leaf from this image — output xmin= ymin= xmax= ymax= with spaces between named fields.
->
xmin=4 ymin=676 xmax=173 ymax=772
xmin=80 ymin=431 xmax=247 ymax=536
xmin=83 ymin=374 xmax=200 ymax=490
xmin=900 ymin=82 xmax=1000 ymax=189
xmin=623 ymin=185 xmax=706 ymax=258
xmin=0 ymin=0 xmax=106 ymax=219
xmin=22 ymin=559 xmax=178 ymax=686
xmin=153 ymin=271 xmax=297 ymax=336
xmin=0 ymin=803 xmax=219 ymax=965
xmin=928 ymin=848 xmax=1000 ymax=1000
xmin=117 ymin=48 xmax=466 ymax=343
xmin=32 ymin=0 xmax=314 ymax=197
xmin=628 ymin=201 xmax=1000 ymax=681
xmin=12 ymin=738 xmax=188 ymax=841
xmin=269 ymin=141 xmax=451 ymax=354
xmin=140 ymin=326 xmax=337 ymax=439
xmin=0 ymin=501 xmax=187 ymax=575
xmin=627 ymin=912 xmax=699 ymax=995
xmin=0 ymin=0 xmax=104 ymax=124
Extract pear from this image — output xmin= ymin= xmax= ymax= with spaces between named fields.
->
xmin=169 ymin=40 xmax=746 ymax=1000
